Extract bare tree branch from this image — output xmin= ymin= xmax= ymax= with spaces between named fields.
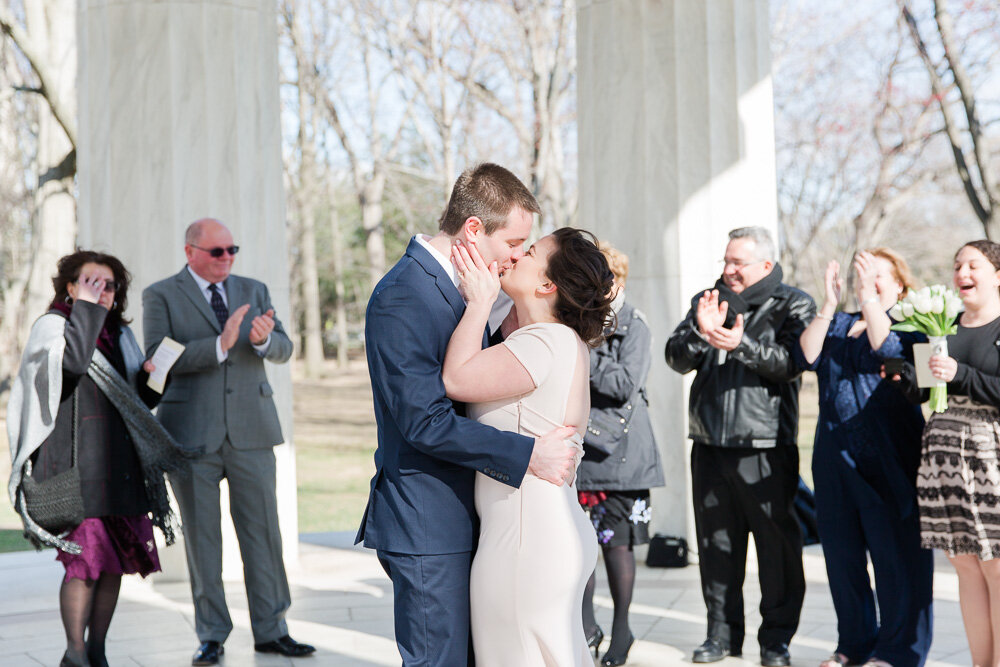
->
xmin=899 ymin=1 xmax=990 ymax=225
xmin=0 ymin=5 xmax=76 ymax=147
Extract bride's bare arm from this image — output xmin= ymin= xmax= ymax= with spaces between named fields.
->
xmin=443 ymin=242 xmax=535 ymax=403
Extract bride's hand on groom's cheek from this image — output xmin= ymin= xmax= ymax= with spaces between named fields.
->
xmin=452 ymin=241 xmax=500 ymax=305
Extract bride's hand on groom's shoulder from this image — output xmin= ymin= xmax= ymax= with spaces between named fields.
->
xmin=452 ymin=240 xmax=499 ymax=306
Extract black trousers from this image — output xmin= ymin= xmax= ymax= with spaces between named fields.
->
xmin=691 ymin=444 xmax=805 ymax=651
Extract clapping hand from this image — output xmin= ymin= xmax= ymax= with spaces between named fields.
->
xmin=854 ymin=251 xmax=877 ymax=305
xmin=696 ymin=290 xmax=727 ymax=334
xmin=250 ymin=308 xmax=275 ymax=345
xmin=705 ymin=313 xmax=745 ymax=351
xmin=220 ymin=304 xmax=250 ymax=352
xmin=824 ymin=260 xmax=843 ymax=310
xmin=452 ymin=240 xmax=500 ymax=307
xmin=696 ymin=289 xmax=744 ymax=351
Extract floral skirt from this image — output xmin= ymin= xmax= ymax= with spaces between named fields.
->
xmin=56 ymin=515 xmax=161 ymax=582
xmin=917 ymin=395 xmax=1000 ymax=560
xmin=578 ymin=489 xmax=651 ymax=548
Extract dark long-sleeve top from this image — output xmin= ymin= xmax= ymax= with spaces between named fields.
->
xmin=794 ymin=311 xmax=925 ymax=517
xmin=31 ymin=301 xmax=159 ymax=518
xmin=944 ymin=317 xmax=1000 ymax=403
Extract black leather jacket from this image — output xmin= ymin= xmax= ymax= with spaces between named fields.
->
xmin=664 ymin=281 xmax=816 ymax=448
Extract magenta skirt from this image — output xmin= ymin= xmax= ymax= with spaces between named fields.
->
xmin=56 ymin=515 xmax=161 ymax=582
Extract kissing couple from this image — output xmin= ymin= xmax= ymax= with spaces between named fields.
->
xmin=357 ymin=163 xmax=618 ymax=666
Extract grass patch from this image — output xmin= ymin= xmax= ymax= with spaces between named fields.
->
xmin=296 ymin=442 xmax=374 ymax=533
xmin=0 ymin=528 xmax=32 ymax=553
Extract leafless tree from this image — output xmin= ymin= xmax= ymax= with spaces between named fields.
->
xmin=0 ymin=0 xmax=77 ymax=393
xmin=900 ymin=0 xmax=1000 ymax=239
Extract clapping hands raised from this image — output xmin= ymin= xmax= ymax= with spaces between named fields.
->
xmin=696 ymin=289 xmax=744 ymax=351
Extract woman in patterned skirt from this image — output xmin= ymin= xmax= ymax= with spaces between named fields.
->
xmin=900 ymin=240 xmax=1000 ymax=666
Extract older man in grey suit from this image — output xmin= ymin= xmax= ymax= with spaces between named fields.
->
xmin=143 ymin=219 xmax=314 ymax=666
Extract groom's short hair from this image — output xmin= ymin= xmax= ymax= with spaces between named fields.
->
xmin=439 ymin=163 xmax=541 ymax=235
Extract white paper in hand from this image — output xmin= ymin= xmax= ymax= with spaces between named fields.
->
xmin=147 ymin=337 xmax=186 ymax=394
xmin=912 ymin=342 xmax=946 ymax=389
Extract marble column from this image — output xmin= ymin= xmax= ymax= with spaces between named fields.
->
xmin=577 ymin=0 xmax=779 ymax=546
xmin=76 ymin=0 xmax=297 ymax=579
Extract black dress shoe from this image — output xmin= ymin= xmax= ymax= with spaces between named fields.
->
xmin=761 ymin=643 xmax=791 ymax=667
xmin=693 ymin=638 xmax=739 ymax=663
xmin=254 ymin=635 xmax=317 ymax=657
xmin=192 ymin=641 xmax=223 ymax=666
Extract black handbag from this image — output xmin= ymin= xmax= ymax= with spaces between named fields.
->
xmin=646 ymin=534 xmax=688 ymax=568
xmin=19 ymin=390 xmax=84 ymax=534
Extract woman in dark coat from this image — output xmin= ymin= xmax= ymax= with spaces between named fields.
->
xmin=577 ymin=243 xmax=665 ymax=667
xmin=796 ymin=249 xmax=932 ymax=667
xmin=7 ymin=251 xmax=188 ymax=667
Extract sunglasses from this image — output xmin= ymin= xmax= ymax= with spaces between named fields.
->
xmin=191 ymin=244 xmax=240 ymax=258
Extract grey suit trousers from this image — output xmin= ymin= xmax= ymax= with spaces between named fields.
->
xmin=169 ymin=438 xmax=290 ymax=643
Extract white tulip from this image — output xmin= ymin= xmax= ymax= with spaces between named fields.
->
xmin=889 ymin=304 xmax=904 ymax=321
xmin=902 ymin=302 xmax=915 ymax=318
xmin=930 ymin=295 xmax=945 ymax=314
xmin=945 ymin=298 xmax=962 ymax=319
xmin=912 ymin=293 xmax=933 ymax=313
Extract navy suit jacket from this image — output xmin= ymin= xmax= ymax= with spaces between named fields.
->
xmin=356 ymin=238 xmax=534 ymax=555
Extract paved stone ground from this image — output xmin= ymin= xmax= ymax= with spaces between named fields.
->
xmin=0 ymin=533 xmax=972 ymax=666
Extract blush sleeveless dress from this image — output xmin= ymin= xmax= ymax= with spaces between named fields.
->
xmin=468 ymin=323 xmax=597 ymax=667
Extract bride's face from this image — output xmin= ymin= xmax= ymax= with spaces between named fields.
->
xmin=500 ymin=234 xmax=557 ymax=298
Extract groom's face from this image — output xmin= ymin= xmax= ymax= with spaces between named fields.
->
xmin=476 ymin=206 xmax=534 ymax=276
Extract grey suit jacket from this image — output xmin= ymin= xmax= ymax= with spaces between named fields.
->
xmin=142 ymin=267 xmax=293 ymax=452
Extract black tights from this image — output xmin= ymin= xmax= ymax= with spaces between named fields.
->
xmin=59 ymin=574 xmax=121 ymax=667
xmin=582 ymin=544 xmax=637 ymax=655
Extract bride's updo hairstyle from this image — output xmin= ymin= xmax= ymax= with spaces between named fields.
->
xmin=546 ymin=227 xmax=616 ymax=346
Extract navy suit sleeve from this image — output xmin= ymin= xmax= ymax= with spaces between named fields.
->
xmin=367 ymin=284 xmax=534 ymax=487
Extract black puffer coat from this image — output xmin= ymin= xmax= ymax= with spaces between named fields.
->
xmin=664 ymin=279 xmax=815 ymax=448
xmin=577 ymin=303 xmax=665 ymax=491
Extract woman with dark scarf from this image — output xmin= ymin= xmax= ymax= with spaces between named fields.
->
xmin=7 ymin=250 xmax=197 ymax=667
xmin=796 ymin=249 xmax=932 ymax=667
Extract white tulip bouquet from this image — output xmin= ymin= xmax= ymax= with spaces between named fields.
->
xmin=888 ymin=285 xmax=962 ymax=412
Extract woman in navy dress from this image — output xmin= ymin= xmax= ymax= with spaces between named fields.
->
xmin=796 ymin=249 xmax=932 ymax=667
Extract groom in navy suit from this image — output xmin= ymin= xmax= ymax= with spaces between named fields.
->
xmin=358 ymin=163 xmax=579 ymax=666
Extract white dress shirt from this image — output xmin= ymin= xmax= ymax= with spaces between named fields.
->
xmin=186 ymin=266 xmax=270 ymax=362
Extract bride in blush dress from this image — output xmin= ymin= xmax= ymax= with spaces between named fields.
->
xmin=442 ymin=228 xmax=616 ymax=667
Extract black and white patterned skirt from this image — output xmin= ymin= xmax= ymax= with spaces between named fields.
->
xmin=918 ymin=395 xmax=1000 ymax=560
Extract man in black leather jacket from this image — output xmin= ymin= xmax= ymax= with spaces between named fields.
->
xmin=665 ymin=227 xmax=816 ymax=667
